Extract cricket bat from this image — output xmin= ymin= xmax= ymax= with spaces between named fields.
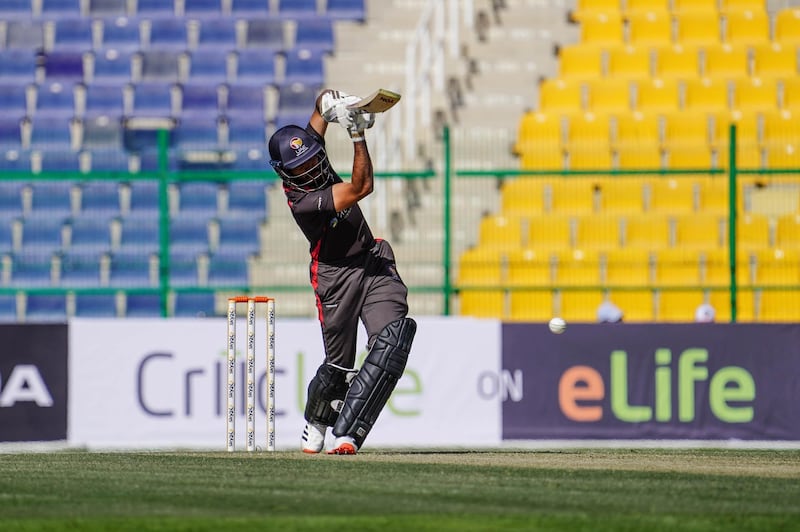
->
xmin=347 ymin=89 xmax=402 ymax=113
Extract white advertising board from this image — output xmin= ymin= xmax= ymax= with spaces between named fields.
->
xmin=68 ymin=317 xmax=502 ymax=450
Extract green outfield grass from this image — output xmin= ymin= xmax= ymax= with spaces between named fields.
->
xmin=1 ymin=449 xmax=798 ymax=531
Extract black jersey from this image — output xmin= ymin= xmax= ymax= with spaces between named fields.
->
xmin=283 ymin=126 xmax=375 ymax=263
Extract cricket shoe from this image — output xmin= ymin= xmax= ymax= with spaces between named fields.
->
xmin=327 ymin=436 xmax=358 ymax=455
xmin=301 ymin=422 xmax=327 ymax=454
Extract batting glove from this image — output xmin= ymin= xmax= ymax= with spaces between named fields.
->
xmin=319 ymin=90 xmax=362 ymax=123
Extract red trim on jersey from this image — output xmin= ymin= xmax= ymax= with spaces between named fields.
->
xmin=310 ymin=239 xmax=323 ymax=325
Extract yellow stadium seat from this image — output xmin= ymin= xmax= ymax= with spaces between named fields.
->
xmin=713 ymin=111 xmax=762 ymax=168
xmin=573 ymin=0 xmax=622 ymax=19
xmin=634 ymin=78 xmax=680 ymax=113
xmin=703 ymin=44 xmax=750 ymax=79
xmin=653 ymin=44 xmax=701 ymax=80
xmin=737 ymin=213 xmax=770 ymax=251
xmin=781 ymin=78 xmax=800 ymax=111
xmin=559 ymin=290 xmax=605 ymax=322
xmin=752 ymin=248 xmax=800 ymax=286
xmin=665 ymin=144 xmax=715 ymax=169
xmin=605 ymin=289 xmax=655 ymax=320
xmin=509 ymin=290 xmax=554 ymax=322
xmin=627 ymin=10 xmax=672 ymax=46
xmin=723 ymin=9 xmax=769 ymax=44
xmin=565 ymin=112 xmax=613 ymax=170
xmin=776 ymin=213 xmax=800 ymax=248
xmin=607 ymin=45 xmax=652 ymax=80
xmin=624 ymin=0 xmax=669 ymax=15
xmin=516 ymin=110 xmax=562 ymax=150
xmin=559 ymin=44 xmax=605 ymax=80
xmin=553 ymin=248 xmax=603 ymax=286
xmin=459 ymin=290 xmax=505 ymax=318
xmin=647 ymin=177 xmax=698 ymax=213
xmin=763 ymin=109 xmax=800 ymax=169
xmin=528 ymin=215 xmax=573 ymax=251
xmin=507 ymin=248 xmax=553 ymax=286
xmin=683 ymin=77 xmax=730 ymax=112
xmin=730 ymin=77 xmax=777 ymax=113
xmin=604 ymin=248 xmax=652 ymax=286
xmin=569 ymin=147 xmax=614 ymax=170
xmin=585 ymin=78 xmax=632 ymax=114
xmin=575 ymin=214 xmax=623 ymax=250
xmin=501 ymin=178 xmax=547 ymax=216
xmin=657 ymin=289 xmax=706 ymax=321
xmin=623 ymin=213 xmax=671 ymax=248
xmin=616 ymin=145 xmax=663 ymax=169
xmin=580 ymin=12 xmax=624 ymax=45
xmin=695 ymin=177 xmax=731 ymax=215
xmin=597 ymin=178 xmax=646 ymax=214
xmin=757 ymin=290 xmax=800 ymax=322
xmin=478 ymin=214 xmax=524 ymax=250
xmin=521 ymin=148 xmax=565 ymax=170
xmin=457 ymin=247 xmax=505 ymax=287
xmin=674 ymin=11 xmax=721 ymax=47
xmin=653 ymin=248 xmax=703 ymax=287
xmin=539 ymin=79 xmax=583 ymax=113
xmin=708 ymin=288 xmax=755 ymax=321
xmin=663 ymin=111 xmax=712 ymax=148
xmin=703 ymin=248 xmax=751 ymax=287
xmin=719 ymin=0 xmax=768 ymax=13
xmin=775 ymin=7 xmax=800 ymax=46
xmin=614 ymin=112 xmax=662 ymax=168
xmin=752 ymin=43 xmax=798 ymax=81
xmin=672 ymin=0 xmax=718 ymax=14
xmin=673 ymin=213 xmax=726 ymax=249
xmin=549 ymin=178 xmax=597 ymax=215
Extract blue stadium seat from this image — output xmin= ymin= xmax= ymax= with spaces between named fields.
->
xmin=230 ymin=148 xmax=268 ymax=171
xmin=53 ymin=18 xmax=94 ymax=51
xmin=97 ymin=18 xmax=141 ymax=51
xmin=294 ymin=19 xmax=334 ymax=53
xmin=84 ymin=83 xmax=125 ymax=117
xmin=0 ymin=51 xmax=37 ymax=83
xmin=283 ymin=48 xmax=325 ymax=85
xmin=170 ymin=214 xmax=212 ymax=254
xmin=327 ymin=0 xmax=366 ymax=22
xmin=36 ymin=150 xmax=82 ymax=174
xmin=81 ymin=117 xmax=125 ymax=150
xmin=40 ymin=0 xmax=82 ymax=17
xmin=0 ymin=149 xmax=30 ymax=171
xmin=173 ymin=291 xmax=215 ymax=317
xmin=59 ymin=251 xmax=104 ymax=287
xmin=25 ymin=294 xmax=67 ymax=321
xmin=277 ymin=0 xmax=317 ymax=19
xmin=137 ymin=0 xmax=176 ymax=18
xmin=185 ymin=0 xmax=224 ymax=18
xmin=128 ymin=82 xmax=176 ymax=117
xmin=215 ymin=216 xmax=261 ymax=256
xmin=174 ymin=117 xmax=221 ymax=151
xmin=78 ymin=181 xmax=122 ymax=215
xmin=18 ymin=216 xmax=68 ymax=255
xmin=146 ymin=19 xmax=188 ymax=50
xmin=0 ymin=181 xmax=26 ymax=220
xmin=276 ymin=82 xmax=319 ymax=115
xmin=226 ymin=180 xmax=268 ymax=218
xmin=226 ymin=116 xmax=267 ymax=148
xmin=0 ymin=294 xmax=19 ymax=322
xmin=33 ymin=82 xmax=77 ymax=118
xmin=233 ymin=49 xmax=277 ymax=85
xmin=169 ymin=258 xmax=200 ymax=287
xmin=117 ymin=213 xmax=159 ymax=250
xmin=133 ymin=148 xmax=179 ymax=172
xmin=177 ymin=181 xmax=220 ymax=214
xmin=69 ymin=215 xmax=114 ymax=252
xmin=11 ymin=255 xmax=57 ymax=286
xmin=179 ymin=83 xmax=221 ymax=117
xmin=92 ymin=50 xmax=135 ymax=83
xmin=74 ymin=293 xmax=118 ymax=317
xmin=231 ymin=0 xmax=269 ymax=17
xmin=0 ymin=0 xmax=32 ymax=20
xmin=0 ymin=85 xmax=28 ymax=118
xmin=83 ymin=148 xmax=129 ymax=171
xmin=138 ymin=51 xmax=183 ymax=83
xmin=274 ymin=109 xmax=309 ymax=129
xmin=0 ymin=217 xmax=14 ymax=254
xmin=194 ymin=19 xmax=236 ymax=50
xmin=27 ymin=116 xmax=76 ymax=149
xmin=109 ymin=252 xmax=155 ymax=287
xmin=41 ymin=52 xmax=86 ymax=83
xmin=0 ymin=118 xmax=24 ymax=151
xmin=5 ymin=21 xmax=44 ymax=50
xmin=207 ymin=252 xmax=249 ymax=286
xmin=88 ymin=0 xmax=129 ymax=16
xmin=28 ymin=182 xmax=76 ymax=215
xmin=124 ymin=293 xmax=162 ymax=316
xmin=224 ymin=84 xmax=266 ymax=120
xmin=187 ymin=50 xmax=230 ymax=83
xmin=242 ymin=19 xmax=285 ymax=51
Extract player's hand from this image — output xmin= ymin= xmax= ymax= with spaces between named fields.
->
xmin=319 ymin=90 xmax=362 ymax=123
xmin=341 ymin=110 xmax=374 ymax=141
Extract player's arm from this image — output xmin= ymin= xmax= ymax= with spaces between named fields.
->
xmin=309 ymin=90 xmax=333 ymax=138
xmin=332 ymin=135 xmax=373 ymax=211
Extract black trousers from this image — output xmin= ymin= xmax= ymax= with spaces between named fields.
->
xmin=311 ymin=239 xmax=409 ymax=368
